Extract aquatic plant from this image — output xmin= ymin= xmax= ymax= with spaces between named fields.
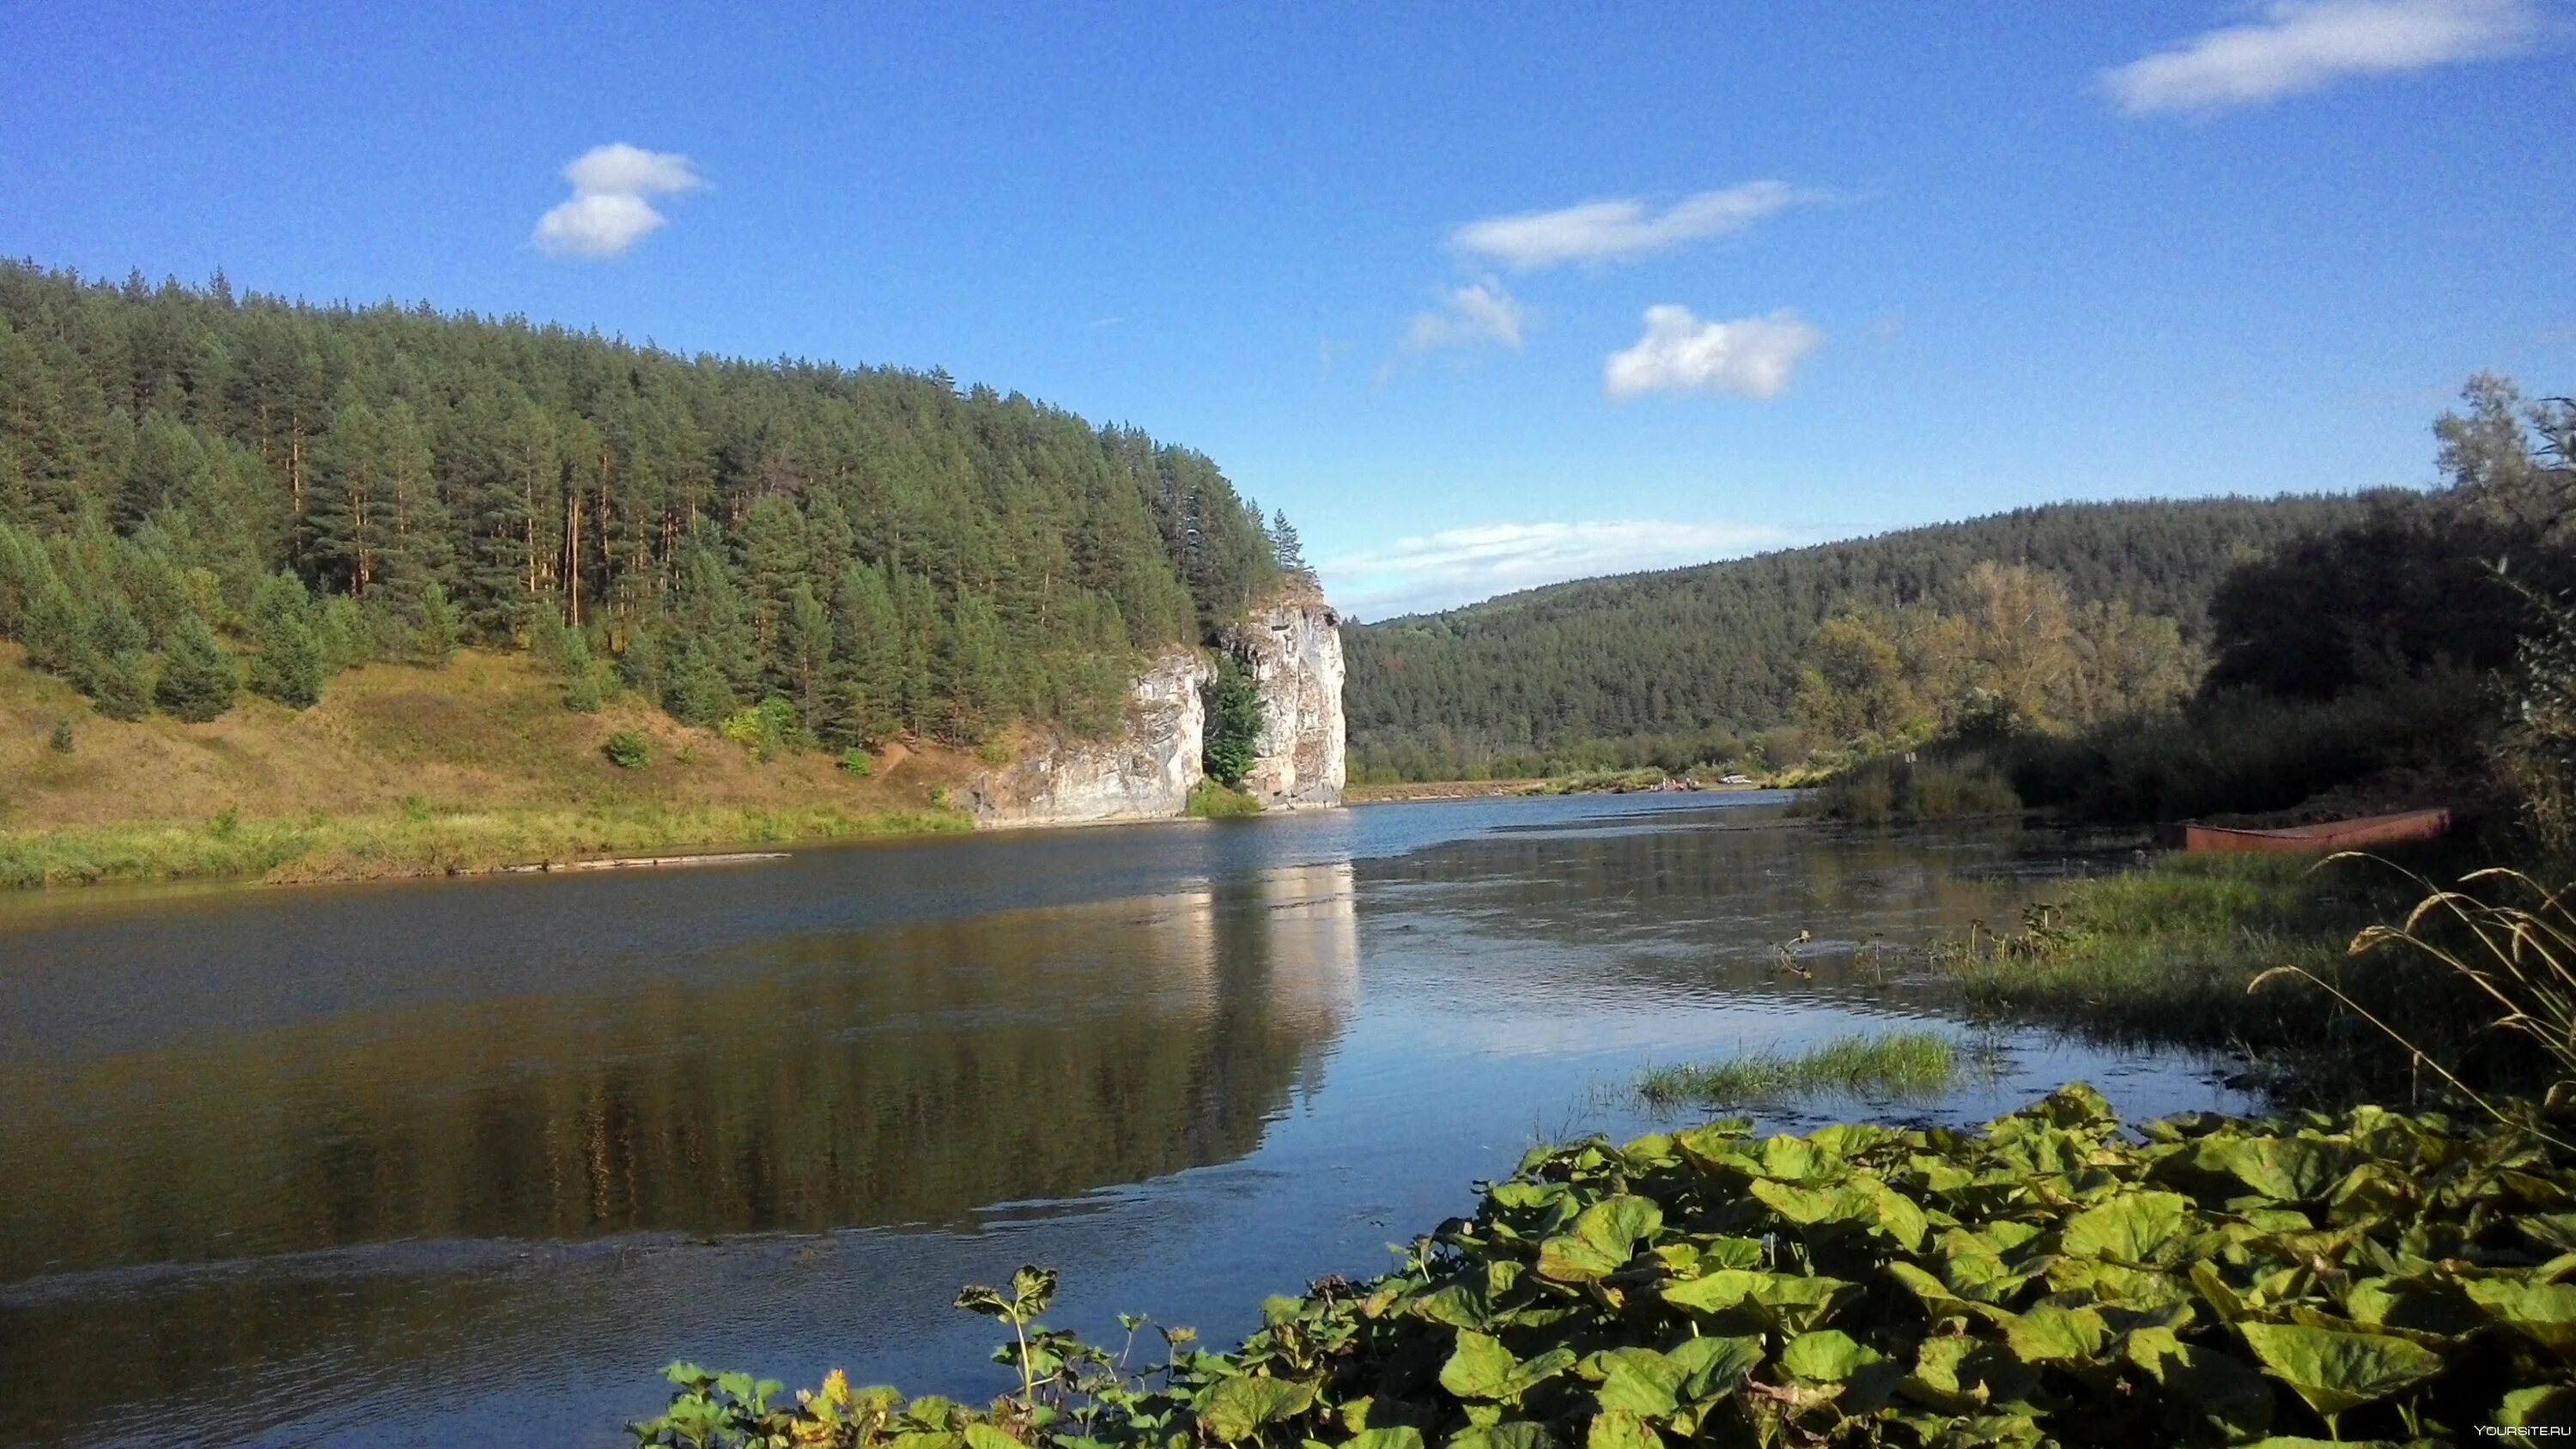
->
xmin=1636 ymin=1033 xmax=1971 ymax=1108
xmin=633 ymin=1085 xmax=2576 ymax=1448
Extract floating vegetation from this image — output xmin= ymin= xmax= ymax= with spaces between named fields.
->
xmin=635 ymin=1086 xmax=2576 ymax=1448
xmin=1635 ymin=1032 xmax=1973 ymax=1108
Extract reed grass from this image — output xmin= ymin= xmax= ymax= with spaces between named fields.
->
xmin=1637 ymin=1030 xmax=1970 ymax=1107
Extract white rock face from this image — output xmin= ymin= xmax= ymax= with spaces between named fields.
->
xmin=1229 ymin=596 xmax=1346 ymax=809
xmin=966 ymin=651 xmax=1213 ymax=828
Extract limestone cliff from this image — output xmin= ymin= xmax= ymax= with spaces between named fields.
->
xmin=1226 ymin=594 xmax=1346 ymax=809
xmin=965 ymin=592 xmax=1346 ymax=826
xmin=964 ymin=651 xmax=1212 ymax=828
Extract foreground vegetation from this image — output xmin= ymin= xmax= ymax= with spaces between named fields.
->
xmin=640 ymin=1085 xmax=2576 ymax=1447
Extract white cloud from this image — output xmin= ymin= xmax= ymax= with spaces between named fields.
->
xmin=1402 ymin=281 xmax=1528 ymax=351
xmin=2101 ymin=0 xmax=2535 ymax=115
xmin=1603 ymin=306 xmax=1822 ymax=402
xmin=533 ymin=142 xmax=707 ymax=259
xmin=1321 ymin=518 xmax=1786 ymax=618
xmin=1451 ymin=182 xmax=1813 ymax=271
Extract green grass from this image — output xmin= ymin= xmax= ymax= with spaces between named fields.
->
xmin=0 ymin=801 xmax=974 ymax=889
xmin=1183 ymin=779 xmax=1264 ymax=818
xmin=1636 ymin=1030 xmax=1972 ymax=1107
xmin=1945 ymin=848 xmax=2549 ymax=1102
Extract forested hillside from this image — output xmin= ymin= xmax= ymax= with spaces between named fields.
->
xmin=0 ymin=263 xmax=1295 ymax=747
xmin=1343 ymin=495 xmax=2378 ymax=780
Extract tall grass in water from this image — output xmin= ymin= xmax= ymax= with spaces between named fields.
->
xmin=1814 ymin=753 xmax=2020 ymax=824
xmin=1637 ymin=1031 xmax=1971 ymax=1107
xmin=1949 ymin=848 xmax=2557 ymax=1105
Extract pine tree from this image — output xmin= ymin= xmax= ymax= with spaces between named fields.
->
xmin=88 ymin=648 xmax=154 ymax=720
xmin=249 ymin=571 xmax=325 ymax=707
xmin=826 ymin=561 xmax=901 ymax=745
xmin=782 ymin=580 xmax=832 ymax=731
xmin=155 ymin=610 xmax=238 ymax=721
xmin=416 ymin=579 xmax=459 ymax=667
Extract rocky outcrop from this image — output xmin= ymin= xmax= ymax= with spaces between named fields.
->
xmin=1227 ymin=594 xmax=1346 ymax=809
xmin=965 ymin=592 xmax=1346 ymax=826
xmin=965 ymin=651 xmax=1212 ymax=828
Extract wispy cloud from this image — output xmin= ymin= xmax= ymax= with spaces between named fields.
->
xmin=1402 ymin=281 xmax=1528 ymax=352
xmin=1604 ymin=306 xmax=1822 ymax=402
xmin=1321 ymin=518 xmax=1786 ymax=618
xmin=1451 ymin=182 xmax=1814 ymax=271
xmin=533 ymin=142 xmax=707 ymax=259
xmin=2101 ymin=0 xmax=2536 ymax=115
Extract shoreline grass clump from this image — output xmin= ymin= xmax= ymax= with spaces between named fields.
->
xmin=635 ymin=1085 xmax=2576 ymax=1449
xmin=1637 ymin=1031 xmax=1968 ymax=1108
xmin=1185 ymin=779 xmax=1265 ymax=819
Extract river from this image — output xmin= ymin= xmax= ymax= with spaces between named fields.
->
xmin=0 ymin=792 xmax=2247 ymax=1446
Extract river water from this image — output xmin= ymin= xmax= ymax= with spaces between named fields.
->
xmin=0 ymin=793 xmax=2247 ymax=1446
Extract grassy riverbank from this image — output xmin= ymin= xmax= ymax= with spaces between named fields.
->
xmin=0 ymin=645 xmax=981 ymax=888
xmin=1943 ymin=845 xmax=2551 ymax=1102
xmin=0 ymin=802 xmax=971 ymax=889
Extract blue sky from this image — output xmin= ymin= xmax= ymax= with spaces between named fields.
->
xmin=4 ymin=2 xmax=2571 ymax=617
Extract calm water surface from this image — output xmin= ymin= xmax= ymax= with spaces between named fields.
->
xmin=0 ymin=793 xmax=2247 ymax=1446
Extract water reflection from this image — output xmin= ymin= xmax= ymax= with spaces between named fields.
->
xmin=0 ymin=863 xmax=1358 ymax=1446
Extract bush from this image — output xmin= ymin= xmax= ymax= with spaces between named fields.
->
xmin=604 ymin=731 xmax=651 ymax=770
xmin=48 ymin=719 xmax=73 ymax=754
xmin=1185 ymin=779 xmax=1263 ymax=818
xmin=837 ymin=748 xmax=872 ymax=778
xmin=720 ymin=696 xmax=804 ymax=760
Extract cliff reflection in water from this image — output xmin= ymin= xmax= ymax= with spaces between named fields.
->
xmin=0 ymin=862 xmax=1359 ymax=1285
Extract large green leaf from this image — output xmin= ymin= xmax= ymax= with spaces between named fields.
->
xmin=1781 ymin=1331 xmax=1883 ymax=1382
xmin=1448 ymin=1423 xmax=1554 ymax=1449
xmin=1571 ymin=1195 xmax=1662 ymax=1259
xmin=1668 ymin=1335 xmax=1764 ymax=1400
xmin=2123 ymin=1326 xmax=2274 ymax=1440
xmin=1441 ymin=1331 xmax=1575 ymax=1402
xmin=2002 ymin=1305 xmax=2110 ymax=1365
xmin=1591 ymin=1349 xmax=1687 ymax=1418
xmin=1582 ymin=1409 xmax=1659 ymax=1449
xmin=2059 ymin=1191 xmax=2192 ymax=1267
xmin=1534 ymin=1234 xmax=1627 ymax=1283
xmin=2236 ymin=1322 xmax=2444 ymax=1419
xmin=2465 ymin=1277 xmax=2576 ymax=1358
xmin=1202 ymin=1375 xmax=1318 ymax=1443
xmin=1341 ymin=1430 xmax=1425 ymax=1449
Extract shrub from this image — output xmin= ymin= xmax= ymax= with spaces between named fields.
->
xmin=604 ymin=731 xmax=651 ymax=770
xmin=720 ymin=696 xmax=804 ymax=760
xmin=837 ymin=748 xmax=872 ymax=778
xmin=1185 ymin=779 xmax=1263 ymax=818
xmin=48 ymin=719 xmax=73 ymax=754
